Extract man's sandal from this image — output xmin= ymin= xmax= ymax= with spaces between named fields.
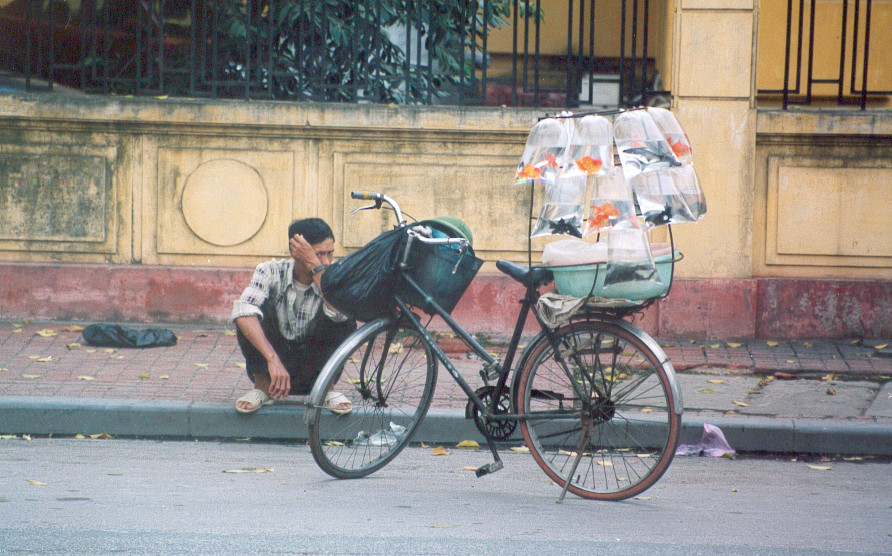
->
xmin=324 ymin=391 xmax=352 ymax=415
xmin=236 ymin=389 xmax=272 ymax=414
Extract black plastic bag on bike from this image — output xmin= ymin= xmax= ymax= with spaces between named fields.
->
xmin=320 ymin=227 xmax=408 ymax=322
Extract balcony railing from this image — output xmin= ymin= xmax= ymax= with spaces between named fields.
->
xmin=757 ymin=0 xmax=890 ymax=110
xmin=1 ymin=0 xmax=667 ymax=109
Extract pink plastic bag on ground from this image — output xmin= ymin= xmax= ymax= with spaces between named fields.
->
xmin=675 ymin=423 xmax=736 ymax=458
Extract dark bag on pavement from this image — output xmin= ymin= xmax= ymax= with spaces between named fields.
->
xmin=320 ymin=227 xmax=408 ymax=322
xmin=82 ymin=324 xmax=178 ymax=348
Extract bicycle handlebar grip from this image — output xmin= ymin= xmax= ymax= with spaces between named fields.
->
xmin=351 ymin=191 xmax=381 ymax=200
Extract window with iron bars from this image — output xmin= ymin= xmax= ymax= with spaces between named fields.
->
xmin=1 ymin=0 xmax=669 ymax=109
xmin=756 ymin=0 xmax=891 ymax=110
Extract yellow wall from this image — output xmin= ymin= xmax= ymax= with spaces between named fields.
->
xmin=0 ymin=0 xmax=890 ymax=284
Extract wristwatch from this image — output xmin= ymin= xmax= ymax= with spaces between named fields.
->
xmin=310 ymin=264 xmax=326 ymax=276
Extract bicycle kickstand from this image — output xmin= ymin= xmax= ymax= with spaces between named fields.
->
xmin=556 ymin=419 xmax=594 ymax=503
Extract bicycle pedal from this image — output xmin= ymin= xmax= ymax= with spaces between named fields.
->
xmin=474 ymin=461 xmax=504 ymax=478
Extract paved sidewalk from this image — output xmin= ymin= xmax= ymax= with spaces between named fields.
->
xmin=1 ymin=320 xmax=891 ymax=455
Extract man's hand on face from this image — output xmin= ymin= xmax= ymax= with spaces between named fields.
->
xmin=289 ymin=234 xmax=321 ymax=273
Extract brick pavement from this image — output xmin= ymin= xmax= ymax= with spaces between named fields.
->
xmin=1 ymin=320 xmax=890 ymax=410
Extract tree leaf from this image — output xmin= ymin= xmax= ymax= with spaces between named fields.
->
xmin=28 ymin=479 xmax=49 ymax=486
xmin=77 ymin=376 xmax=95 ymax=381
xmin=431 ymin=446 xmax=450 ymax=456
xmin=62 ymin=325 xmax=85 ymax=332
xmin=22 ymin=374 xmax=41 ymax=379
xmin=726 ymin=342 xmax=742 ymax=348
xmin=137 ymin=373 xmax=150 ymax=379
xmin=707 ymin=379 xmax=726 ymax=384
xmin=509 ymin=446 xmax=530 ymax=453
xmin=766 ymin=341 xmax=779 ymax=347
xmin=194 ymin=363 xmax=209 ymax=368
xmin=732 ymin=400 xmax=749 ymax=407
xmin=699 ymin=388 xmax=714 ymax=394
xmin=455 ymin=440 xmax=479 ymax=449
xmin=806 ymin=464 xmax=832 ymax=471
xmin=66 ymin=343 xmax=81 ymax=350
xmin=35 ymin=328 xmax=57 ymax=337
xmin=90 ymin=433 xmax=112 ymax=439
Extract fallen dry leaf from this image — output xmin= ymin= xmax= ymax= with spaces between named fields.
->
xmin=826 ymin=387 xmax=836 ymax=395
xmin=699 ymin=388 xmax=715 ymax=394
xmin=22 ymin=434 xmax=32 ymax=441
xmin=28 ymin=479 xmax=49 ymax=486
xmin=462 ymin=466 xmax=477 ymax=471
xmin=108 ymin=354 xmax=124 ymax=360
xmin=35 ymin=329 xmax=57 ymax=337
xmin=103 ymin=348 xmax=116 ymax=353
xmin=0 ymin=368 xmax=8 ymax=372
xmin=732 ymin=400 xmax=749 ymax=407
xmin=875 ymin=343 xmax=888 ymax=350
xmin=806 ymin=464 xmax=832 ymax=471
xmin=74 ymin=434 xmax=85 ymax=439
xmin=21 ymin=374 xmax=42 ymax=379
xmin=66 ymin=343 xmax=81 ymax=350
xmin=194 ymin=363 xmax=209 ymax=368
xmin=223 ymin=329 xmax=237 ymax=336
xmin=431 ymin=446 xmax=450 ymax=456
xmin=62 ymin=325 xmax=85 ymax=332
xmin=223 ymin=468 xmax=273 ymax=474
xmin=160 ymin=375 xmax=170 ymax=380
xmin=455 ymin=440 xmax=480 ymax=449
xmin=822 ymin=373 xmax=837 ymax=381
xmin=85 ymin=349 xmax=97 ymax=353
xmin=803 ymin=342 xmax=813 ymax=348
xmin=236 ymin=363 xmax=246 ymax=369
xmin=77 ymin=376 xmax=95 ymax=381
xmin=510 ymin=446 xmax=530 ymax=453
xmin=137 ymin=373 xmax=150 ymax=379
xmin=90 ymin=433 xmax=112 ymax=439
xmin=766 ymin=341 xmax=779 ymax=347
xmin=726 ymin=342 xmax=742 ymax=348
xmin=707 ymin=379 xmax=726 ymax=384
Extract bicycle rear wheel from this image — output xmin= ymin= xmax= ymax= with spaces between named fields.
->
xmin=307 ymin=317 xmax=437 ymax=479
xmin=517 ymin=319 xmax=680 ymax=500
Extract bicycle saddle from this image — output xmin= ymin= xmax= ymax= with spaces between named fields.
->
xmin=496 ymin=260 xmax=553 ymax=288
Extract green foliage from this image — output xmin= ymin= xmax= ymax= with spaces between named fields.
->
xmin=208 ymin=0 xmax=515 ymax=103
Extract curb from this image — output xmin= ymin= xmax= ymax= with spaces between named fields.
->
xmin=2 ymin=396 xmax=891 ymax=456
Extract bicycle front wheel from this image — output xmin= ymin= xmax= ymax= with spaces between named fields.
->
xmin=307 ymin=317 xmax=437 ymax=479
xmin=517 ymin=319 xmax=680 ymax=500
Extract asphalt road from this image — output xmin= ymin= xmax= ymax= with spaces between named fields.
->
xmin=1 ymin=438 xmax=890 ymax=555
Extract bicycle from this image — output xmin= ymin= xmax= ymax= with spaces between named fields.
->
xmin=304 ymin=191 xmax=683 ymax=502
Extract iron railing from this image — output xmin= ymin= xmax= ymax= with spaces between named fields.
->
xmin=1 ymin=0 xmax=666 ymax=108
xmin=757 ymin=0 xmax=889 ymax=110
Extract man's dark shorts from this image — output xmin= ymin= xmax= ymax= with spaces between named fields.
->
xmin=236 ymin=303 xmax=357 ymax=395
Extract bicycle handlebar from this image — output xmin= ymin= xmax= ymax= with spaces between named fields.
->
xmin=349 ymin=191 xmax=404 ymax=226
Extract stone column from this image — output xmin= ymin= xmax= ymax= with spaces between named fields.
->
xmin=669 ymin=0 xmax=758 ymax=279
